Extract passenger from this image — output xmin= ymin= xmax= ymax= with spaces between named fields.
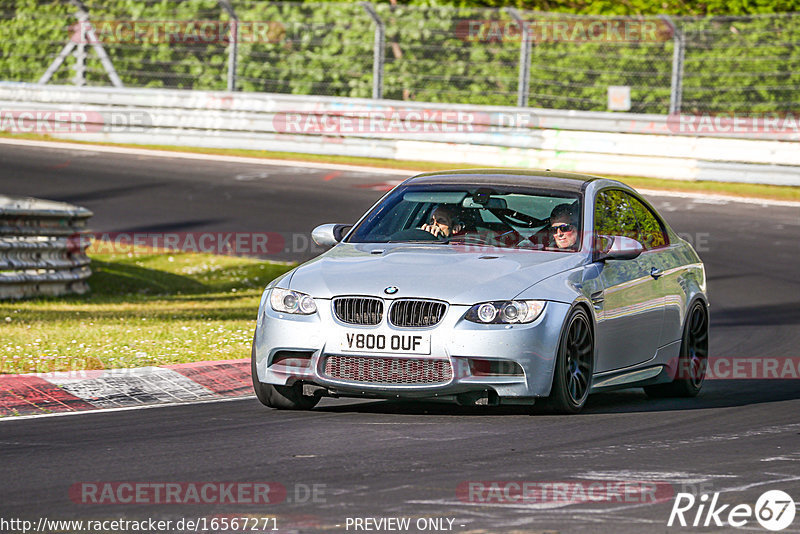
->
xmin=549 ymin=203 xmax=579 ymax=250
xmin=420 ymin=205 xmax=464 ymax=238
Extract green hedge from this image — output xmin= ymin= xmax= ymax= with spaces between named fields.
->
xmin=1 ymin=1 xmax=797 ymax=113
xmin=410 ymin=0 xmax=800 ymax=17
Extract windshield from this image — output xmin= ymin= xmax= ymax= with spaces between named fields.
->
xmin=346 ymin=185 xmax=583 ymax=251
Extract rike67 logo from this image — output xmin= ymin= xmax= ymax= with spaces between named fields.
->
xmin=668 ymin=490 xmax=796 ymax=531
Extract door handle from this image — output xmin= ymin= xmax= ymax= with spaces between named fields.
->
xmin=650 ymin=267 xmax=663 ymax=279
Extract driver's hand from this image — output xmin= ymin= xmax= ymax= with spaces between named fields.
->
xmin=420 ymin=223 xmax=443 ymax=237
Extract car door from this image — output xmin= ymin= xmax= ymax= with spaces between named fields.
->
xmin=593 ymin=190 xmax=666 ymax=373
xmin=624 ymin=192 xmax=685 ymax=348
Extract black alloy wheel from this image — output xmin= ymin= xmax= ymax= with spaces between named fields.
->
xmin=644 ymin=301 xmax=709 ymax=398
xmin=546 ymin=308 xmax=594 ymax=414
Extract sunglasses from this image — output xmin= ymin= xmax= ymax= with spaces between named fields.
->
xmin=550 ymin=223 xmax=576 ymax=233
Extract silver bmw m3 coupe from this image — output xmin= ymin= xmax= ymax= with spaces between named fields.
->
xmin=252 ymin=170 xmax=709 ymax=413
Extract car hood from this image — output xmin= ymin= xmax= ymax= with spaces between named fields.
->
xmin=287 ymin=243 xmax=585 ymax=304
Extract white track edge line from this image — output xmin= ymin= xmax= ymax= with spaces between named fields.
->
xmin=0 ymin=394 xmax=255 ymax=422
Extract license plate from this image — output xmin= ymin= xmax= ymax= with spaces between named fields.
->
xmin=340 ymin=331 xmax=431 ymax=355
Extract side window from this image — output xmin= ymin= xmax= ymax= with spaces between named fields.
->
xmin=623 ymin=192 xmax=669 ymax=250
xmin=594 ymin=190 xmax=638 ymax=239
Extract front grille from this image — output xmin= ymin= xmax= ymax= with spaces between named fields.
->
xmin=333 ymin=297 xmax=383 ymax=325
xmin=389 ymin=299 xmax=447 ymax=328
xmin=324 ymin=355 xmax=453 ymax=385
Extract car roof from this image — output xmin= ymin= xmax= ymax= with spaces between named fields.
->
xmin=403 ymin=169 xmax=614 ymax=193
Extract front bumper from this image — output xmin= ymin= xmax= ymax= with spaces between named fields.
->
xmin=253 ymin=297 xmax=571 ymax=400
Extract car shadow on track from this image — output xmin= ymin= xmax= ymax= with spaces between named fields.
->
xmin=312 ymin=380 xmax=800 ymax=416
xmin=581 ymin=380 xmax=800 ymax=414
xmin=315 ymin=398 xmax=533 ymax=416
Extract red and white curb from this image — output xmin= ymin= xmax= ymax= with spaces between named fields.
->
xmin=0 ymin=359 xmax=251 ymax=417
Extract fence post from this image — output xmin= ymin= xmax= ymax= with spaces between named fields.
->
xmin=39 ymin=37 xmax=77 ymax=85
xmin=360 ymin=2 xmax=385 ymax=100
xmin=661 ymin=15 xmax=685 ymax=114
xmin=219 ymin=0 xmax=238 ymax=92
xmin=73 ymin=24 xmax=87 ymax=86
xmin=70 ymin=0 xmax=123 ymax=87
xmin=506 ymin=8 xmax=531 ymax=108
xmin=39 ymin=0 xmax=123 ymax=86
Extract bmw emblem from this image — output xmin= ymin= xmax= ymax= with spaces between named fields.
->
xmin=384 ymin=286 xmax=398 ymax=295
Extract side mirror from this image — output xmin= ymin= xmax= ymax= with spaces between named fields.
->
xmin=311 ymin=223 xmax=352 ymax=247
xmin=595 ymin=235 xmax=644 ymax=262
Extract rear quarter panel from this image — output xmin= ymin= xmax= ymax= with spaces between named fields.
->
xmin=656 ymin=233 xmax=707 ymax=346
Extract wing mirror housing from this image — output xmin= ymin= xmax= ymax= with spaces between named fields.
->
xmin=594 ymin=235 xmax=644 ymax=262
xmin=311 ymin=224 xmax=352 ymax=247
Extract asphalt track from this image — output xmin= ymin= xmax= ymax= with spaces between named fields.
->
xmin=1 ymin=141 xmax=799 ymax=534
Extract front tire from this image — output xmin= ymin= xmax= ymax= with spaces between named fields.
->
xmin=644 ymin=301 xmax=708 ymax=398
xmin=545 ymin=308 xmax=594 ymax=414
xmin=251 ymin=335 xmax=319 ymax=410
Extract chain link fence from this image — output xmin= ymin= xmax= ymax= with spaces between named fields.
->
xmin=1 ymin=1 xmax=798 ymax=114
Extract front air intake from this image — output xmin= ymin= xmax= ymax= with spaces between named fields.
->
xmin=323 ymin=355 xmax=453 ymax=385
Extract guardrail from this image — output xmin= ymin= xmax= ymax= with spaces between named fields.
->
xmin=0 ymin=195 xmax=92 ymax=299
xmin=1 ymin=83 xmax=798 ymax=186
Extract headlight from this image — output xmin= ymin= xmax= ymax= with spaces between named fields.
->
xmin=465 ymin=300 xmax=545 ymax=324
xmin=269 ymin=288 xmax=317 ymax=315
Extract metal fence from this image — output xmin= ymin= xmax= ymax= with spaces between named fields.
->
xmin=0 ymin=196 xmax=92 ymax=300
xmin=0 ymin=1 xmax=798 ymax=114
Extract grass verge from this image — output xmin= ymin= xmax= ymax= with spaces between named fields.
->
xmin=0 ymin=247 xmax=294 ymax=374
xmin=1 ymin=132 xmax=798 ymax=202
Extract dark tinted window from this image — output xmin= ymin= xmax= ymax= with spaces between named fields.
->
xmin=595 ymin=190 xmax=668 ymax=250
xmin=594 ymin=190 xmax=638 ymax=240
xmin=625 ymin=193 xmax=669 ymax=249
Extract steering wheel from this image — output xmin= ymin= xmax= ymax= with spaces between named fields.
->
xmin=388 ymin=228 xmax=443 ymax=242
xmin=515 ymin=239 xmax=544 ymax=249
xmin=489 ymin=209 xmax=547 ymax=229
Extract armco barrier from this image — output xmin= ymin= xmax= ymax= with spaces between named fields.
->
xmin=0 ymin=195 xmax=92 ymax=299
xmin=0 ymin=83 xmax=798 ymax=186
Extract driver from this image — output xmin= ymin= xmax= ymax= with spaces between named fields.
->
xmin=549 ymin=203 xmax=579 ymax=250
xmin=420 ymin=205 xmax=464 ymax=238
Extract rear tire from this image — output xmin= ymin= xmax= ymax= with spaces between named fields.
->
xmin=251 ymin=335 xmax=319 ymax=410
xmin=545 ymin=308 xmax=594 ymax=414
xmin=644 ymin=301 xmax=708 ymax=398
